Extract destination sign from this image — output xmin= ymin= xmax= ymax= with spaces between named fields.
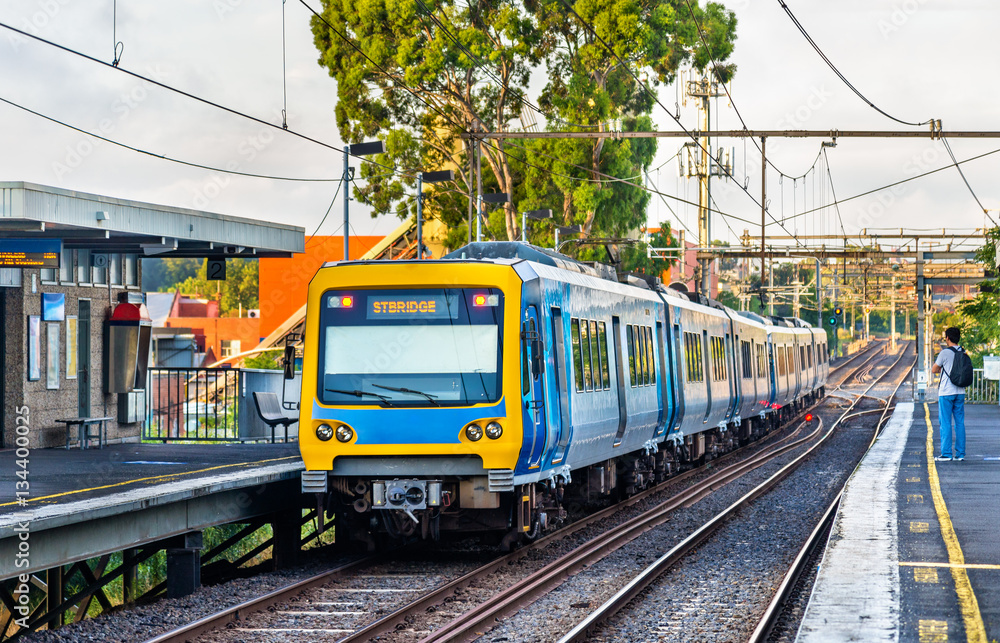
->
xmin=367 ymin=294 xmax=458 ymax=320
xmin=0 ymin=239 xmax=61 ymax=268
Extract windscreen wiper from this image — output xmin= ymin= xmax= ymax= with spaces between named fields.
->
xmin=373 ymin=384 xmax=440 ymax=405
xmin=325 ymin=388 xmax=395 ymax=406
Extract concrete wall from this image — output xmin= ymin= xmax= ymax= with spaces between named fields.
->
xmin=2 ymin=268 xmax=140 ymax=449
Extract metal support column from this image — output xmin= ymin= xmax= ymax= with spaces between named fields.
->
xmin=272 ymin=509 xmax=302 ymax=570
xmin=46 ymin=565 xmax=63 ymax=628
xmin=916 ymin=250 xmax=926 ymax=401
xmin=816 ymin=258 xmax=822 ymax=328
xmin=122 ymin=548 xmax=138 ymax=605
xmin=343 ymin=145 xmax=350 ymax=261
xmin=166 ymin=532 xmax=203 ymax=599
xmin=416 ymin=173 xmax=424 ymax=259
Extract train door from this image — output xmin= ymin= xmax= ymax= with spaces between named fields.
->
xmin=702 ymin=329 xmax=712 ymax=423
xmin=612 ymin=316 xmax=628 ymax=446
xmin=725 ymin=332 xmax=738 ymax=420
xmin=550 ymin=307 xmax=571 ymax=465
xmin=522 ymin=306 xmax=547 ymax=469
xmin=654 ymin=320 xmax=670 ymax=438
xmin=672 ymin=323 xmax=685 ymax=430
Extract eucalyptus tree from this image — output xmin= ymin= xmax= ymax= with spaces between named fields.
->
xmin=311 ymin=0 xmax=546 ymax=243
xmin=522 ymin=0 xmax=738 ymax=242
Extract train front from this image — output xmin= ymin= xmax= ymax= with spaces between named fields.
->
xmin=299 ymin=260 xmax=524 ymax=546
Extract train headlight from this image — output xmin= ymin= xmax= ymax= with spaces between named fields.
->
xmin=465 ymin=423 xmax=483 ymax=441
xmin=316 ymin=423 xmax=334 ymax=441
xmin=335 ymin=424 xmax=354 ymax=443
xmin=485 ymin=422 xmax=503 ymax=440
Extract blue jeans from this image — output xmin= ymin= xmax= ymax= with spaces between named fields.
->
xmin=938 ymin=394 xmax=966 ymax=459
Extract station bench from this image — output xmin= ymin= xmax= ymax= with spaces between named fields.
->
xmin=56 ymin=416 xmax=113 ymax=450
xmin=252 ymin=391 xmax=298 ymax=444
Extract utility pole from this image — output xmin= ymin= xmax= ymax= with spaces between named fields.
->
xmin=890 ymin=273 xmax=897 ymax=351
xmin=684 ymin=74 xmax=730 ymax=298
xmin=760 ymin=136 xmax=768 ymax=315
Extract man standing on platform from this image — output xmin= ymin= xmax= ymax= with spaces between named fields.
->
xmin=931 ymin=326 xmax=968 ymax=462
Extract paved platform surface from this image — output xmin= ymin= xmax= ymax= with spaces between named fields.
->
xmin=798 ymin=401 xmax=1000 ymax=642
xmin=0 ymin=442 xmax=302 ymax=516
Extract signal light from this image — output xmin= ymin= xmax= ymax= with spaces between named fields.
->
xmin=828 ymin=316 xmax=838 ymax=327
xmin=834 ymin=306 xmax=843 ymax=316
xmin=805 ymin=413 xmax=814 ymax=422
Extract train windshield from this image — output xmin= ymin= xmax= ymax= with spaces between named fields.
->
xmin=317 ymin=288 xmax=504 ymax=406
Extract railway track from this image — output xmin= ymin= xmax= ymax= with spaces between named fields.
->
xmin=749 ymin=342 xmax=916 ymax=643
xmin=554 ymin=342 xmax=914 ymax=642
xmin=142 ymin=342 xmax=893 ymax=643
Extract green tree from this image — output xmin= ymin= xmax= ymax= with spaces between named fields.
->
xmin=172 ymin=259 xmax=259 ymax=317
xmin=953 ymin=226 xmax=1000 ymax=366
xmin=141 ymin=258 xmax=202 ymax=292
xmin=616 ymin=222 xmax=678 ymax=275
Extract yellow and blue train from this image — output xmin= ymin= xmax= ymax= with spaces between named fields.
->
xmin=298 ymin=242 xmax=829 ymax=548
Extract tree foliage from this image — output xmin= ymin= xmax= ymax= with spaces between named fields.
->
xmin=171 ymin=259 xmax=260 ymax=317
xmin=310 ymin=0 xmax=737 ymax=247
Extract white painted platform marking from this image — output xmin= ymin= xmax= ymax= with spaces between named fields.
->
xmin=796 ymin=402 xmax=913 ymax=642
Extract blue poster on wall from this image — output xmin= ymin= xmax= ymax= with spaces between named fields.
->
xmin=41 ymin=293 xmax=65 ymax=321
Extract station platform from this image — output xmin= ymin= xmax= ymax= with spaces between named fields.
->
xmin=0 ymin=443 xmax=304 ymax=579
xmin=798 ymin=401 xmax=1000 ymax=642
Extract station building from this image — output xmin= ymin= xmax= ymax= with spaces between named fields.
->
xmin=0 ymin=181 xmax=303 ymax=449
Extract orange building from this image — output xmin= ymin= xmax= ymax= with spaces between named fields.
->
xmin=159 ymin=292 xmax=262 ymax=364
xmin=258 ymin=235 xmax=382 ymax=339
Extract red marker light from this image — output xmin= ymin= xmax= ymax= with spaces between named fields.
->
xmin=341 ymin=296 xmax=354 ymax=308
xmin=473 ymin=294 xmax=487 ymax=306
xmin=805 ymin=413 xmax=814 ymax=422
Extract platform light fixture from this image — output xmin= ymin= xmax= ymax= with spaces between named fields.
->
xmin=521 ymin=209 xmax=552 ymax=243
xmin=555 ymin=225 xmax=582 ymax=252
xmin=417 ymin=170 xmax=455 ymax=260
xmin=343 ymin=140 xmax=386 ymax=261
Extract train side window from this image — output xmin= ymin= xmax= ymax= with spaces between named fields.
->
xmin=741 ymin=340 xmax=752 ymax=379
xmin=639 ymin=326 xmax=648 ymax=385
xmin=589 ymin=320 xmax=600 ymax=390
xmin=646 ymin=327 xmax=656 ymax=385
xmin=598 ymin=322 xmax=610 ymax=389
xmin=627 ymin=325 xmax=637 ymax=387
xmin=777 ymin=346 xmax=784 ymax=377
xmin=800 ymin=346 xmax=806 ymax=371
xmin=571 ymin=318 xmax=584 ymax=393
xmin=684 ymin=331 xmax=704 ymax=382
xmin=581 ymin=319 xmax=594 ymax=391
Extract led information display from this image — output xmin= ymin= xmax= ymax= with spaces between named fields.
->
xmin=0 ymin=239 xmax=61 ymax=268
xmin=367 ymin=294 xmax=458 ymax=320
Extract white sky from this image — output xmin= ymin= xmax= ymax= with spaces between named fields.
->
xmin=0 ymin=1 xmax=996 ymax=246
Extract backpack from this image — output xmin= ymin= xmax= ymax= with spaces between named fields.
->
xmin=945 ymin=347 xmax=974 ymax=388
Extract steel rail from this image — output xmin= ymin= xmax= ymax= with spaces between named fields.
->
xmin=558 ymin=343 xmax=912 ymax=643
xmin=142 ymin=556 xmax=384 ymax=643
xmin=749 ymin=347 xmax=915 ymax=642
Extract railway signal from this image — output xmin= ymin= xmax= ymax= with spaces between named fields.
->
xmin=828 ymin=315 xmax=838 ymax=327
xmin=805 ymin=413 xmax=814 ymax=422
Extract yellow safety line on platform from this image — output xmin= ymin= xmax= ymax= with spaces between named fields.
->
xmin=924 ymin=403 xmax=987 ymax=643
xmin=0 ymin=456 xmax=300 ymax=508
xmin=901 ymin=562 xmax=1000 ymax=571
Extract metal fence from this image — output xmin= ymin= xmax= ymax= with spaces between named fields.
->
xmin=966 ymin=369 xmax=999 ymax=404
xmin=144 ymin=367 xmax=241 ymax=441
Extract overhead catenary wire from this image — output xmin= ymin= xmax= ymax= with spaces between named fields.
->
xmin=775 ymin=0 xmax=933 ymax=128
xmin=939 ymin=136 xmax=998 ymax=226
